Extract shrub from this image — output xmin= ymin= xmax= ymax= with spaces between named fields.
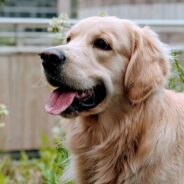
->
xmin=0 ymin=128 xmax=73 ymax=184
xmin=168 ymin=52 xmax=184 ymax=91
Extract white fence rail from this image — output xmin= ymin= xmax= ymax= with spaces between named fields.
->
xmin=0 ymin=17 xmax=184 ymax=51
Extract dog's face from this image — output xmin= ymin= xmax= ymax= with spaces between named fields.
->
xmin=40 ymin=16 xmax=169 ymax=118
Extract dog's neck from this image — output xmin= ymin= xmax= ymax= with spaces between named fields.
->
xmin=71 ymin=92 xmax=160 ymax=155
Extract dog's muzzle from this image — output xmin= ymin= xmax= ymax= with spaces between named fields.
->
xmin=40 ymin=48 xmax=107 ymax=118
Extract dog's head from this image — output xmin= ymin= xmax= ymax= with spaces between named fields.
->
xmin=40 ymin=16 xmax=170 ymax=118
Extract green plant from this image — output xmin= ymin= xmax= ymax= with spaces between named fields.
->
xmin=0 ymin=130 xmax=74 ymax=184
xmin=0 ymin=104 xmax=8 ymax=128
xmin=0 ymin=0 xmax=5 ymax=6
xmin=38 ymin=133 xmax=70 ymax=184
xmin=48 ymin=14 xmax=70 ymax=44
xmin=0 ymin=104 xmax=8 ymax=118
xmin=168 ymin=52 xmax=184 ymax=91
xmin=0 ymin=37 xmax=16 ymax=46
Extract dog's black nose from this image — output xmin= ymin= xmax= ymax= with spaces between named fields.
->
xmin=40 ymin=49 xmax=66 ymax=69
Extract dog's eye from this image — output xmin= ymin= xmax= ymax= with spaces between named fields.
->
xmin=93 ymin=39 xmax=112 ymax=51
xmin=66 ymin=37 xmax=71 ymax=43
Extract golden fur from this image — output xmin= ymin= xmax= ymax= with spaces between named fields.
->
xmin=52 ymin=16 xmax=184 ymax=184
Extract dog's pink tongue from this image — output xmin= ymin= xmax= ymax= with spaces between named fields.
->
xmin=45 ymin=89 xmax=77 ymax=115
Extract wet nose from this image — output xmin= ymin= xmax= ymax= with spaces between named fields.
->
xmin=40 ymin=49 xmax=66 ymax=69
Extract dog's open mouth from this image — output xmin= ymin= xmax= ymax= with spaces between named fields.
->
xmin=45 ymin=84 xmax=106 ymax=116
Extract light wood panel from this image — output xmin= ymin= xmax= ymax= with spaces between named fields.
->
xmin=0 ymin=52 xmax=60 ymax=151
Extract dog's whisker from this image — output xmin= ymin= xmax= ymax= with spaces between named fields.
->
xmin=31 ymin=65 xmax=48 ymax=88
xmin=32 ymin=74 xmax=47 ymax=88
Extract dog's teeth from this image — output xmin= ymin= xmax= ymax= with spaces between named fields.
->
xmin=77 ymin=92 xmax=88 ymax=98
xmin=76 ymin=90 xmax=93 ymax=100
xmin=77 ymin=92 xmax=87 ymax=98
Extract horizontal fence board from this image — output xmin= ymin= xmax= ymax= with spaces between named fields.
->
xmin=78 ymin=3 xmax=184 ymax=20
xmin=0 ymin=18 xmax=184 ymax=51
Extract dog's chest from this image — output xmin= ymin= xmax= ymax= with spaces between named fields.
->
xmin=71 ymin=135 xmax=140 ymax=184
xmin=68 ymin=120 xmax=143 ymax=184
xmin=69 ymin=128 xmax=175 ymax=184
xmin=75 ymin=147 xmax=126 ymax=184
xmin=74 ymin=149 xmax=149 ymax=184
xmin=74 ymin=152 xmax=179 ymax=184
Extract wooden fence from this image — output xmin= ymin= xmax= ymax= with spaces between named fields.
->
xmin=0 ymin=50 xmax=60 ymax=151
xmin=1 ymin=18 xmax=184 ymax=51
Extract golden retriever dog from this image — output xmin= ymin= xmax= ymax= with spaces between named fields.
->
xmin=40 ymin=16 xmax=184 ymax=184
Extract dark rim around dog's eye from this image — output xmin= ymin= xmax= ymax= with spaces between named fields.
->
xmin=66 ymin=37 xmax=71 ymax=43
xmin=93 ymin=38 xmax=112 ymax=51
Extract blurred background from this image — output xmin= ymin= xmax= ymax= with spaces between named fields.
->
xmin=0 ymin=0 xmax=184 ymax=179
xmin=0 ymin=0 xmax=184 ymax=183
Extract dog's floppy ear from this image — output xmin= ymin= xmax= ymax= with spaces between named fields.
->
xmin=124 ymin=26 xmax=170 ymax=104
